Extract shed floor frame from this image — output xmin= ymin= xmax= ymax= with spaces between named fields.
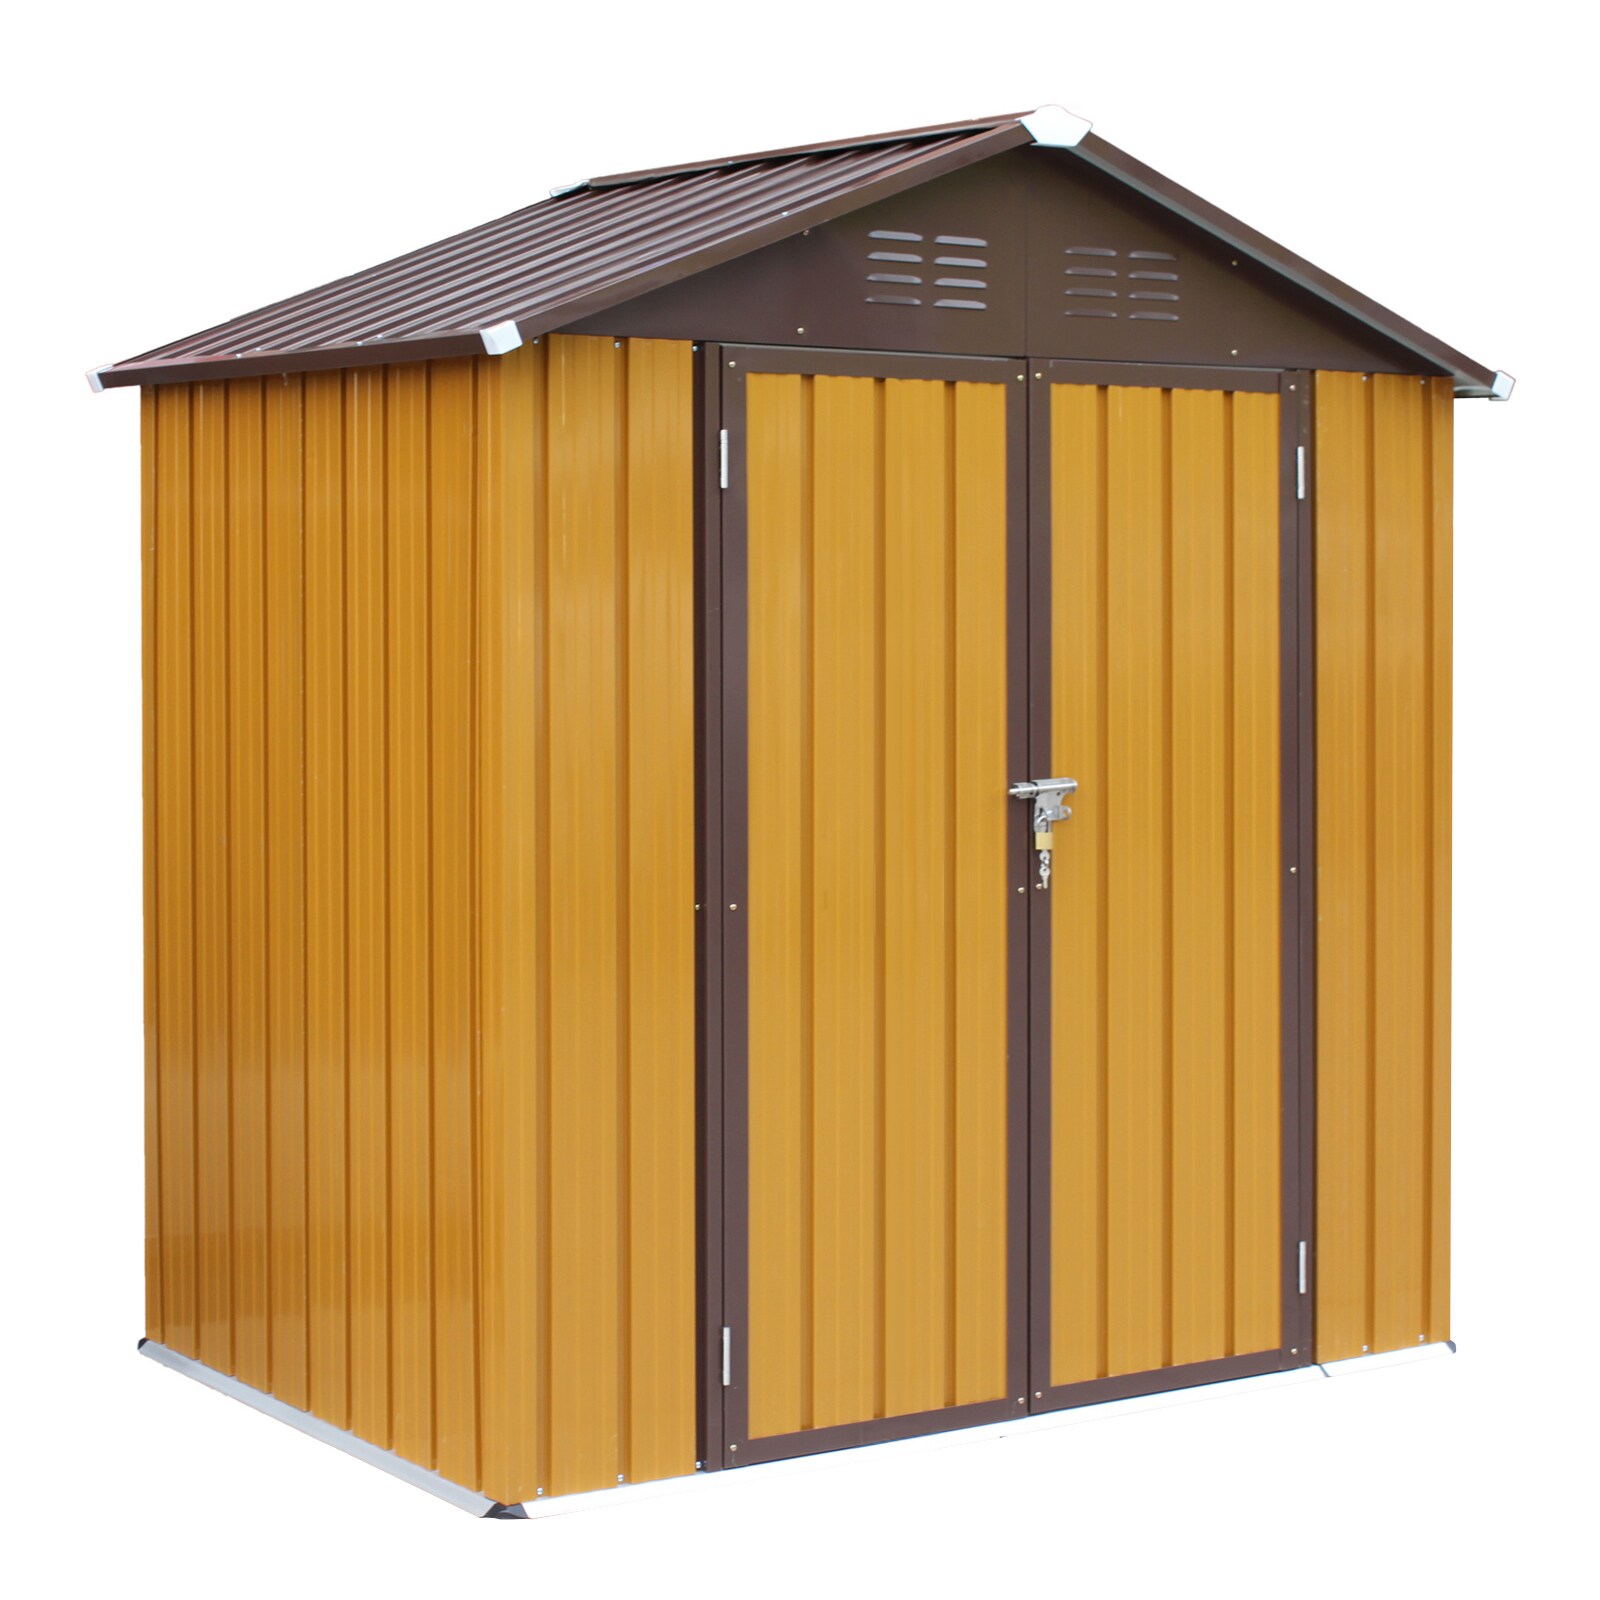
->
xmin=700 ymin=345 xmax=1318 ymax=1474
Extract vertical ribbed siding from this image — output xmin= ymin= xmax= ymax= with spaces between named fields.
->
xmin=744 ymin=372 xmax=1010 ymax=1440
xmin=140 ymin=334 xmax=696 ymax=1505
xmin=1314 ymin=372 xmax=1452 ymax=1362
xmin=1048 ymin=382 xmax=1282 ymax=1387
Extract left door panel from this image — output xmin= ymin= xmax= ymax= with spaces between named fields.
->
xmin=719 ymin=349 xmax=1030 ymax=1465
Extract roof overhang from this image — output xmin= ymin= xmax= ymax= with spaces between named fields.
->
xmin=92 ymin=107 xmax=1509 ymax=399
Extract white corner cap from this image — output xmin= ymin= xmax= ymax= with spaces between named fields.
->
xmin=548 ymin=180 xmax=586 ymax=198
xmin=1020 ymin=104 xmax=1093 ymax=149
xmin=86 ymin=365 xmax=111 ymax=394
xmin=1489 ymin=370 xmax=1515 ymax=401
xmin=479 ymin=320 xmax=524 ymax=356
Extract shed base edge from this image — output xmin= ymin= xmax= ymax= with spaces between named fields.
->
xmin=136 ymin=1339 xmax=513 ymax=1518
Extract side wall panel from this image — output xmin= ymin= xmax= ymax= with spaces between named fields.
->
xmin=141 ymin=336 xmax=696 ymax=1504
xmin=1314 ymin=372 xmax=1452 ymax=1361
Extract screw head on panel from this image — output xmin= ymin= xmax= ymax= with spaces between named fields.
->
xmin=1034 ymin=1391 xmax=1042 ymax=1399
xmin=1362 ymin=1345 xmax=1370 ymax=1352
xmin=729 ymin=1444 xmax=738 ymax=1452
xmin=618 ymin=1474 xmax=626 ymax=1483
xmin=1015 ymin=1397 xmax=1025 ymax=1405
xmin=797 ymin=327 xmax=805 ymax=334
xmin=1290 ymin=1348 xmax=1298 ymax=1355
xmin=729 ymin=903 xmax=738 ymax=911
xmin=728 ymin=361 xmax=737 ymax=368
xmin=536 ymin=1487 xmax=545 ymax=1496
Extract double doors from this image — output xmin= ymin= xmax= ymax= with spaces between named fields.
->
xmin=714 ymin=346 xmax=1311 ymax=1467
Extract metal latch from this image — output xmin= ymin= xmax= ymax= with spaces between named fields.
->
xmin=1009 ymin=777 xmax=1078 ymax=889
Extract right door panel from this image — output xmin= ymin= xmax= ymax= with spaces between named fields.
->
xmin=1041 ymin=378 xmax=1287 ymax=1399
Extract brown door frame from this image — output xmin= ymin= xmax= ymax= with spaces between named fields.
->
xmin=1023 ymin=359 xmax=1318 ymax=1414
xmin=697 ymin=346 xmax=1319 ymax=1475
xmin=710 ymin=343 xmax=1033 ymax=1468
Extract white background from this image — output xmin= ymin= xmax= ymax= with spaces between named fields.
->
xmin=4 ymin=1 xmax=1593 ymax=1592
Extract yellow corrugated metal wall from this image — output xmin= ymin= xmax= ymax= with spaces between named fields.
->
xmin=1314 ymin=372 xmax=1452 ymax=1361
xmin=1048 ymin=382 xmax=1284 ymax=1385
xmin=743 ymin=372 xmax=1012 ymax=1438
xmin=141 ymin=334 xmax=696 ymax=1504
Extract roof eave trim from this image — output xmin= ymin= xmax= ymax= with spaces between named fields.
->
xmin=1068 ymin=132 xmax=1504 ymax=397
xmin=96 ymin=328 xmax=494 ymax=390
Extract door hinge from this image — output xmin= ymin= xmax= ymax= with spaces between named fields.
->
xmin=1298 ymin=1240 xmax=1309 ymax=1295
xmin=1296 ymin=445 xmax=1307 ymax=501
xmin=721 ymin=1326 xmax=732 ymax=1386
xmin=719 ymin=429 xmax=729 ymax=490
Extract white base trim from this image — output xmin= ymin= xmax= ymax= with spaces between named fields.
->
xmin=137 ymin=1340 xmax=504 ymax=1516
xmin=1319 ymin=1341 xmax=1456 ymax=1378
xmin=139 ymin=1338 xmax=1456 ymax=1519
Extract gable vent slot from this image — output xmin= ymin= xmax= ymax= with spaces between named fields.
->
xmin=1063 ymin=248 xmax=1181 ymax=322
xmin=866 ymin=226 xmax=993 ymax=313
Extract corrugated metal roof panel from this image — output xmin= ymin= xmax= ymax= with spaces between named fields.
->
xmin=96 ymin=109 xmax=1505 ymax=397
xmin=101 ymin=122 xmax=1032 ymax=388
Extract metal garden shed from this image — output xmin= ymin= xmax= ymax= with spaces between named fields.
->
xmin=95 ymin=105 xmax=1510 ymax=1516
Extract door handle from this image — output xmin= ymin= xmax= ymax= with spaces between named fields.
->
xmin=1009 ymin=777 xmax=1078 ymax=890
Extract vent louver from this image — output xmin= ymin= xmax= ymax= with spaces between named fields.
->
xmin=865 ymin=229 xmax=990 ymax=310
xmin=1062 ymin=247 xmax=1181 ymax=321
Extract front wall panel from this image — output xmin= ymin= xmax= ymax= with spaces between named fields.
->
xmin=141 ymin=336 xmax=697 ymax=1505
xmin=1048 ymin=382 xmax=1284 ymax=1386
xmin=1313 ymin=372 xmax=1452 ymax=1361
xmin=742 ymin=369 xmax=1013 ymax=1440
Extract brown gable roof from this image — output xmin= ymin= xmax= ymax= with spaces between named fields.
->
xmin=95 ymin=109 xmax=1507 ymax=398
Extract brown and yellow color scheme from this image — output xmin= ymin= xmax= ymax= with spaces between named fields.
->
xmin=107 ymin=109 xmax=1500 ymax=1517
xmin=741 ymin=369 xmax=1013 ymax=1440
xmin=140 ymin=335 xmax=697 ymax=1505
xmin=1047 ymin=381 xmax=1284 ymax=1386
xmin=1313 ymin=373 xmax=1453 ymax=1362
